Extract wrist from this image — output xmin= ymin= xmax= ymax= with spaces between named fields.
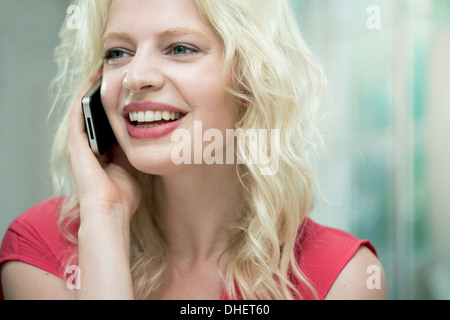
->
xmin=76 ymin=204 xmax=134 ymax=299
xmin=79 ymin=200 xmax=132 ymax=228
xmin=78 ymin=202 xmax=132 ymax=248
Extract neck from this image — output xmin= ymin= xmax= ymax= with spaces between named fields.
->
xmin=152 ymin=163 xmax=242 ymax=264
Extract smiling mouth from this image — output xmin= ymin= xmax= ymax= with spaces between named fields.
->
xmin=128 ymin=110 xmax=186 ymax=128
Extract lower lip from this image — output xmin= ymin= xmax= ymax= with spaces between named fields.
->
xmin=125 ymin=117 xmax=185 ymax=140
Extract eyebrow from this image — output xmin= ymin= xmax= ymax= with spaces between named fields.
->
xmin=102 ymin=32 xmax=135 ymax=44
xmin=102 ymin=27 xmax=212 ymax=45
xmin=160 ymin=27 xmax=212 ymax=43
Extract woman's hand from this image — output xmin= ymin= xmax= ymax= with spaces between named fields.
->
xmin=67 ymin=70 xmax=140 ymax=299
xmin=68 ymin=71 xmax=142 ymax=222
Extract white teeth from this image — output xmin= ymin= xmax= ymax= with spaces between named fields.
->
xmin=128 ymin=110 xmax=184 ymax=123
xmin=145 ymin=111 xmax=154 ymax=122
xmin=162 ymin=111 xmax=171 ymax=121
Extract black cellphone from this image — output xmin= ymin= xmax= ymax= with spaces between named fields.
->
xmin=81 ymin=79 xmax=116 ymax=155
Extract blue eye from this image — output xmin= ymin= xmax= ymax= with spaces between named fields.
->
xmin=173 ymin=45 xmax=188 ymax=55
xmin=173 ymin=45 xmax=189 ymax=54
xmin=104 ymin=49 xmax=126 ymax=60
xmin=169 ymin=44 xmax=199 ymax=56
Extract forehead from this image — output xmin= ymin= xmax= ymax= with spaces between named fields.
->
xmin=105 ymin=0 xmax=210 ymax=36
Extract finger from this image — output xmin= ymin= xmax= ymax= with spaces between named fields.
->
xmin=67 ymin=70 xmax=105 ymax=194
xmin=106 ymin=143 xmax=142 ymax=213
xmin=68 ymin=82 xmax=99 ymax=165
xmin=68 ymin=70 xmax=103 ymax=144
xmin=108 ymin=142 xmax=137 ymax=177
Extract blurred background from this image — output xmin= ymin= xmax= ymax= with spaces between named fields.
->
xmin=0 ymin=0 xmax=449 ymax=300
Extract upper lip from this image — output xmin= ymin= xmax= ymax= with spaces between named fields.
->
xmin=122 ymin=101 xmax=188 ymax=116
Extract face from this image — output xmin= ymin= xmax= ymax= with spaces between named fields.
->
xmin=101 ymin=0 xmax=239 ymax=175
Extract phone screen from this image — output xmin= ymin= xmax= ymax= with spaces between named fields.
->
xmin=81 ymin=80 xmax=116 ymax=155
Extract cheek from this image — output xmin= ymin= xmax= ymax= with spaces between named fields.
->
xmin=100 ymin=71 xmax=126 ymax=119
xmin=180 ymin=72 xmax=237 ymax=128
xmin=99 ymin=70 xmax=131 ymax=148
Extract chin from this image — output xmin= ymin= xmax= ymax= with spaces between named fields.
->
xmin=124 ymin=144 xmax=182 ymax=176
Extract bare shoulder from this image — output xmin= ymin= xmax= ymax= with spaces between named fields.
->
xmin=325 ymin=246 xmax=388 ymax=300
xmin=1 ymin=261 xmax=75 ymax=300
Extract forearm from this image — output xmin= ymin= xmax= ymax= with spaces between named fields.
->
xmin=67 ymin=73 xmax=141 ymax=300
xmin=76 ymin=205 xmax=134 ymax=300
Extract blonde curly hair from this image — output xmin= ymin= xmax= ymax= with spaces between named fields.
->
xmin=49 ymin=0 xmax=327 ymax=300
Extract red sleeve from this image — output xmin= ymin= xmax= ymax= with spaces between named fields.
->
xmin=296 ymin=218 xmax=377 ymax=300
xmin=0 ymin=198 xmax=75 ymax=299
xmin=220 ymin=218 xmax=377 ymax=301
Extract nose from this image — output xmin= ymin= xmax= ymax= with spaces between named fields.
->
xmin=123 ymin=49 xmax=165 ymax=93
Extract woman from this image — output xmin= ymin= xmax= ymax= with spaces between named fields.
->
xmin=0 ymin=0 xmax=386 ymax=300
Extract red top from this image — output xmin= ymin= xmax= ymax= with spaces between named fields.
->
xmin=0 ymin=198 xmax=376 ymax=300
